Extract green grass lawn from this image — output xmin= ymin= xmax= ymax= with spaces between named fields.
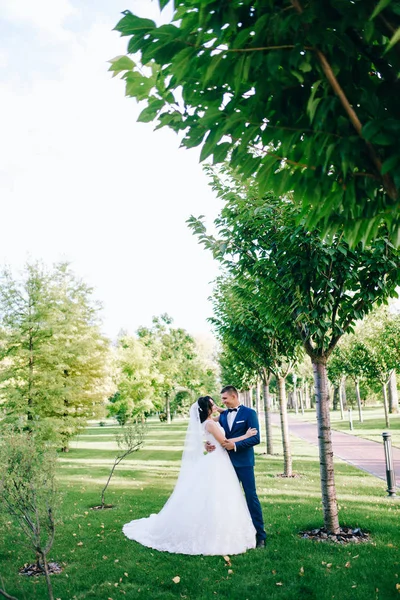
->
xmin=290 ymin=406 xmax=400 ymax=448
xmin=1 ymin=418 xmax=400 ymax=600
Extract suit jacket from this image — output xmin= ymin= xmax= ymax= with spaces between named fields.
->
xmin=219 ymin=405 xmax=260 ymax=468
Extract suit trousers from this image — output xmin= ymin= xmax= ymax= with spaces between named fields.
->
xmin=234 ymin=465 xmax=266 ymax=541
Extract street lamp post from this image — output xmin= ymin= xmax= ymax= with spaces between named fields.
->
xmin=382 ymin=432 xmax=397 ymax=497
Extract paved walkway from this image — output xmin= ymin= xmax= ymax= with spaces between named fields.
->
xmin=270 ymin=413 xmax=400 ymax=488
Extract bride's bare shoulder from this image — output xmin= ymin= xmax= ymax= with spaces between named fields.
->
xmin=205 ymin=419 xmax=219 ymax=432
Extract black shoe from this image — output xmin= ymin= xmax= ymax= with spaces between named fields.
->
xmin=256 ymin=539 xmax=266 ymax=549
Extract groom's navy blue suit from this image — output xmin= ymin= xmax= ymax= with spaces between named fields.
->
xmin=219 ymin=405 xmax=266 ymax=542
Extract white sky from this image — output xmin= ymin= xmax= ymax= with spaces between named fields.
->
xmin=0 ymin=0 xmax=221 ymax=340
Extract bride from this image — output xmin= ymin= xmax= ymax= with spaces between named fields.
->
xmin=122 ymin=396 xmax=257 ymax=555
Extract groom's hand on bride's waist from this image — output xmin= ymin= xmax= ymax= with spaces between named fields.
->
xmin=204 ymin=441 xmax=216 ymax=453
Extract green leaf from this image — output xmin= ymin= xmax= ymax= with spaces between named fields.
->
xmin=299 ymin=61 xmax=312 ymax=73
xmin=203 ymin=55 xmax=225 ymax=85
xmin=307 ymin=80 xmax=322 ymax=123
xmin=362 ymin=120 xmax=381 ymax=141
xmin=108 ymin=55 xmax=134 ymax=76
xmin=370 ymin=0 xmax=392 ymax=20
xmin=124 ymin=71 xmax=155 ymax=100
xmin=385 ymin=26 xmax=400 ymax=53
xmin=381 ymin=154 xmax=400 ymax=175
xmin=171 ymin=47 xmax=196 ymax=81
xmin=158 ymin=0 xmax=171 ymax=10
xmin=200 ymin=128 xmax=221 ymax=162
xmin=115 ymin=11 xmax=156 ymax=36
xmin=212 ymin=142 xmax=231 ymax=165
xmin=137 ymin=99 xmax=165 ymax=123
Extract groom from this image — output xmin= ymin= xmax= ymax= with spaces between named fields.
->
xmin=208 ymin=385 xmax=267 ymax=548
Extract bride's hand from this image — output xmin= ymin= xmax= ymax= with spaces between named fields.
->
xmin=245 ymin=427 xmax=258 ymax=438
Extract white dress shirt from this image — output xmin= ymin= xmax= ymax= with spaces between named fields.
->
xmin=227 ymin=404 xmax=241 ymax=431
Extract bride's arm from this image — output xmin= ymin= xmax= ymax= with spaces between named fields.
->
xmin=230 ymin=429 xmax=258 ymax=442
xmin=205 ymin=421 xmax=257 ymax=444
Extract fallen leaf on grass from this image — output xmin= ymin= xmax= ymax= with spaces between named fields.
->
xmin=396 ymin=583 xmax=400 ymax=592
xmin=299 ymin=566 xmax=304 ymax=576
xmin=77 ymin=542 xmax=83 ymax=546
xmin=326 ymin=564 xmax=332 ymax=569
xmin=223 ymin=555 xmax=231 ymax=566
xmin=228 ymin=569 xmax=233 ymax=575
xmin=276 ymin=582 xmax=283 ymax=586
xmin=172 ymin=576 xmax=180 ymax=584
xmin=345 ymin=562 xmax=351 ymax=568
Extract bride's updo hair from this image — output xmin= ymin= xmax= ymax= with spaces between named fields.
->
xmin=197 ymin=396 xmax=213 ymax=424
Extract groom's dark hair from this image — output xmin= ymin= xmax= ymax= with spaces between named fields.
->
xmin=221 ymin=385 xmax=238 ymax=397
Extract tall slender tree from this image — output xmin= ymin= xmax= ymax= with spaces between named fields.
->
xmin=211 ymin=277 xmax=300 ymax=473
xmin=190 ymin=170 xmax=400 ymax=532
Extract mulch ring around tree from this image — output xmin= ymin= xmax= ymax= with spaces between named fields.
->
xmin=300 ymin=527 xmax=370 ymax=544
xmin=276 ymin=473 xmax=301 ymax=478
xmin=19 ymin=562 xmax=63 ymax=576
xmin=90 ymin=504 xmax=114 ymax=510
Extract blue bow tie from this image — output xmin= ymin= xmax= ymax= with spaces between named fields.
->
xmin=228 ymin=408 xmax=238 ymax=413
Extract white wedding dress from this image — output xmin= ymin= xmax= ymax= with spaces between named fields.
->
xmin=122 ymin=404 xmax=256 ymax=555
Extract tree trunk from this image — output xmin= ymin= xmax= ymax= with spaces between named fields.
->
xmin=277 ymin=375 xmax=292 ymax=477
xmin=28 ymin=328 xmax=34 ymax=423
xmin=101 ymin=457 xmax=118 ymax=508
xmin=339 ymin=378 xmax=345 ymax=420
xmin=341 ymin=377 xmax=348 ymax=409
xmin=333 ymin=386 xmax=339 ymax=411
xmin=166 ymin=393 xmax=171 ymax=424
xmin=355 ymin=378 xmax=363 ymax=423
xmin=299 ymin=386 xmax=305 ymax=415
xmin=40 ymin=553 xmax=54 ymax=600
xmin=305 ymin=381 xmax=311 ymax=408
xmin=382 ymin=383 xmax=390 ymax=428
xmin=255 ymin=381 xmax=261 ymax=417
xmin=310 ymin=384 xmax=315 ymax=408
xmin=388 ymin=370 xmax=399 ymax=414
xmin=312 ymin=359 xmax=340 ymax=534
xmin=293 ymin=374 xmax=298 ymax=414
xmin=262 ymin=369 xmax=273 ymax=455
